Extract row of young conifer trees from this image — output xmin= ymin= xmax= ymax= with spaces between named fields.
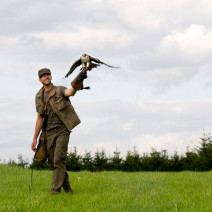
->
xmin=6 ymin=133 xmax=212 ymax=172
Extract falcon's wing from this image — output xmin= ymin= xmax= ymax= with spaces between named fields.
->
xmin=89 ymin=56 xmax=119 ymax=68
xmin=65 ymin=58 xmax=82 ymax=77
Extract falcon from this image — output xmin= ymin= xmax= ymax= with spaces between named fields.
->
xmin=65 ymin=53 xmax=118 ymax=77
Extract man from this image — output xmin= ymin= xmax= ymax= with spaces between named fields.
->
xmin=31 ymin=68 xmax=86 ymax=194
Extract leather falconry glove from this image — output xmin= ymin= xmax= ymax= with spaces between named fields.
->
xmin=71 ymin=71 xmax=90 ymax=90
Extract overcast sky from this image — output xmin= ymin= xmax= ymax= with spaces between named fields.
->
xmin=1 ymin=0 xmax=212 ymax=161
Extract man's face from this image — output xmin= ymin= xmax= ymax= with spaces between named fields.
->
xmin=39 ymin=73 xmax=52 ymax=86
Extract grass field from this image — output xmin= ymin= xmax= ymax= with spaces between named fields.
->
xmin=0 ymin=165 xmax=212 ymax=211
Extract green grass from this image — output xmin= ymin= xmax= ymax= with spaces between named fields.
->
xmin=1 ymin=165 xmax=212 ymax=211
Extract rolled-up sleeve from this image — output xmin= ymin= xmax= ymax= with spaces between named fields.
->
xmin=61 ymin=86 xmax=69 ymax=99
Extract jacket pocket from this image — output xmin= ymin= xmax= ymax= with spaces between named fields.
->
xmin=54 ymin=98 xmax=67 ymax=110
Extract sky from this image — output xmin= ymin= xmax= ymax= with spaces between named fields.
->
xmin=1 ymin=0 xmax=212 ymax=161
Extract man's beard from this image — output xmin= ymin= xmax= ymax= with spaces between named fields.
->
xmin=42 ymin=79 xmax=52 ymax=86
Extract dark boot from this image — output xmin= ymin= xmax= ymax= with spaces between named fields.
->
xmin=63 ymin=185 xmax=74 ymax=194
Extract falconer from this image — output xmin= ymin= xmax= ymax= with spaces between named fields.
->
xmin=31 ymin=68 xmax=87 ymax=194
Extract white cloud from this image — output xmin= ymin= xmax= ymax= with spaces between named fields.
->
xmin=160 ymin=25 xmax=212 ymax=55
xmin=27 ymin=27 xmax=131 ymax=49
xmin=133 ymin=131 xmax=200 ymax=155
xmin=200 ymin=0 xmax=212 ymax=13
xmin=108 ymin=0 xmax=188 ymax=29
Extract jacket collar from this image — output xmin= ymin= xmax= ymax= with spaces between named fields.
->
xmin=36 ymin=84 xmax=56 ymax=98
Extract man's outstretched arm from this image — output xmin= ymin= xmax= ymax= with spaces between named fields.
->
xmin=64 ymin=88 xmax=77 ymax=97
xmin=31 ymin=113 xmax=43 ymax=152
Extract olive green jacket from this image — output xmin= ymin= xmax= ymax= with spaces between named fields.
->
xmin=35 ymin=86 xmax=81 ymax=131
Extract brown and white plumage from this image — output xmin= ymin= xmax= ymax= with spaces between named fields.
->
xmin=65 ymin=53 xmax=119 ymax=78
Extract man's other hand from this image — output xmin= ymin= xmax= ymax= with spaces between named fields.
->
xmin=31 ymin=138 xmax=37 ymax=152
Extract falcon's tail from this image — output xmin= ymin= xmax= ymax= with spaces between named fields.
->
xmin=103 ymin=63 xmax=120 ymax=68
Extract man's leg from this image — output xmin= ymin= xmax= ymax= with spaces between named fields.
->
xmin=62 ymin=172 xmax=70 ymax=189
xmin=46 ymin=131 xmax=59 ymax=194
xmin=46 ymin=132 xmax=55 ymax=170
xmin=51 ymin=128 xmax=70 ymax=194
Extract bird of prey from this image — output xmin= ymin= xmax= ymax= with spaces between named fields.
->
xmin=65 ymin=53 xmax=118 ymax=77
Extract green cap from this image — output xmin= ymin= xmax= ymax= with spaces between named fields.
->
xmin=38 ymin=68 xmax=51 ymax=78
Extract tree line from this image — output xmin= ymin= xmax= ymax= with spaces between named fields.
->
xmin=3 ymin=133 xmax=212 ymax=172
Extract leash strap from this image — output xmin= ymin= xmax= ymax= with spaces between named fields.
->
xmin=29 ymin=160 xmax=34 ymax=191
xmin=42 ymin=85 xmax=55 ymax=115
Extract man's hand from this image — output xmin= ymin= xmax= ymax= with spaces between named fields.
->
xmin=31 ymin=138 xmax=37 ymax=152
xmin=71 ymin=71 xmax=88 ymax=90
xmin=64 ymin=71 xmax=89 ymax=97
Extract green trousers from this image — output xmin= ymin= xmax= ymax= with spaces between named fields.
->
xmin=45 ymin=127 xmax=70 ymax=194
